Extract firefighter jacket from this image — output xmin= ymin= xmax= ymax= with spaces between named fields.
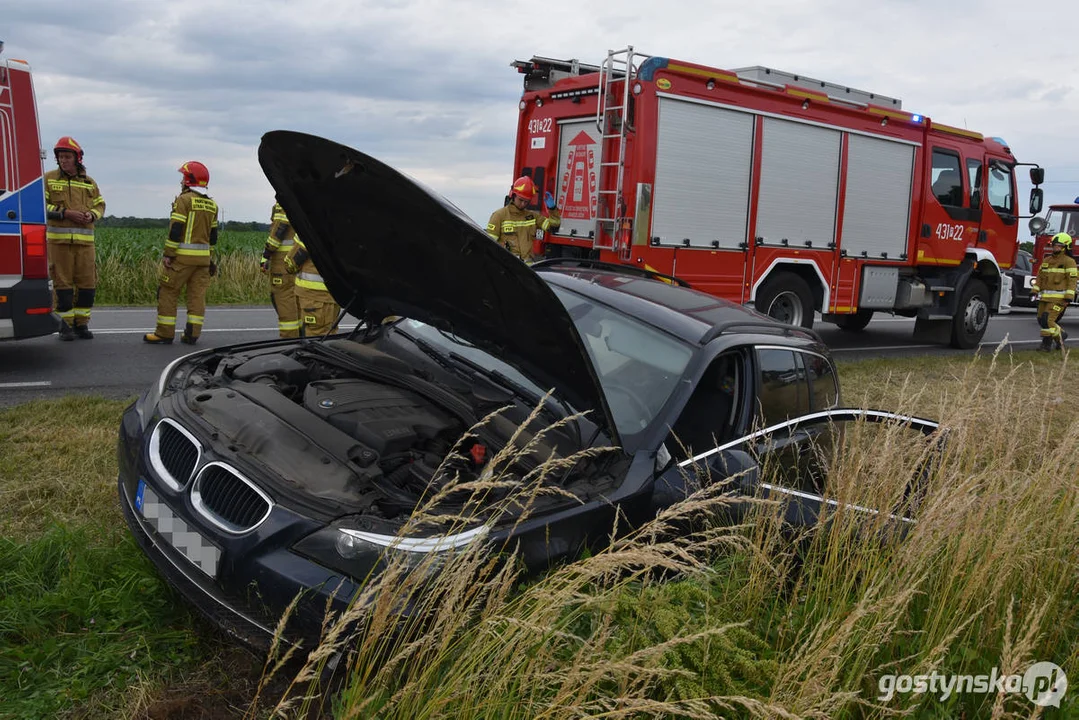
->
xmin=44 ymin=167 xmax=106 ymax=243
xmin=285 ymin=236 xmax=329 ymax=294
xmin=164 ymin=189 xmax=219 ymax=266
xmin=485 ymin=203 xmax=561 ymax=261
xmin=264 ymin=203 xmax=297 ymax=273
xmin=1031 ymin=252 xmax=1078 ymax=303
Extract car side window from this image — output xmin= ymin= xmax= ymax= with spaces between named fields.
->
xmin=756 ymin=348 xmax=810 ymax=426
xmin=667 ymin=350 xmax=744 ymax=459
xmin=801 ymin=352 xmax=839 ymax=411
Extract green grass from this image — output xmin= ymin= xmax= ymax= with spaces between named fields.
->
xmin=0 ymin=351 xmax=1076 ymax=718
xmin=93 ymin=228 xmax=267 ymax=305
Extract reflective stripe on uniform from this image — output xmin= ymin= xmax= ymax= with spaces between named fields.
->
xmin=157 ymin=315 xmax=177 ymax=326
xmin=46 ymin=226 xmax=95 ymax=242
xmin=175 ymin=242 xmax=211 ymax=257
xmin=279 ymin=319 xmax=302 ymax=331
xmin=187 ymin=314 xmax=205 ymax=326
xmin=501 ymin=219 xmax=536 ymax=234
xmin=296 ymin=271 xmax=327 ymax=291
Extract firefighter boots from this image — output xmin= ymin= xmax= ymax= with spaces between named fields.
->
xmin=74 ymin=324 xmax=93 ymax=340
xmin=1037 ymin=337 xmax=1053 ymax=352
xmin=180 ymin=322 xmax=198 ymax=345
xmin=58 ymin=321 xmax=75 ymax=341
xmin=143 ymin=333 xmax=173 ymax=345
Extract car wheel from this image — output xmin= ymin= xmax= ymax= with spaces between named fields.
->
xmin=951 ymin=278 xmax=990 ymax=349
xmin=756 ymin=272 xmax=815 ymax=329
xmin=833 ymin=309 xmax=874 ymax=332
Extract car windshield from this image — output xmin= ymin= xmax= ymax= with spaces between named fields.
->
xmin=550 ymin=285 xmax=694 ymax=442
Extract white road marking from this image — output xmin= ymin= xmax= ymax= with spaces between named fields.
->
xmin=832 ymin=338 xmax=1044 ymax=353
xmin=0 ymin=381 xmax=52 ymax=388
xmin=85 ymin=325 xmax=359 ymax=335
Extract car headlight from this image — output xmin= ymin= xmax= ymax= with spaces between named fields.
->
xmin=293 ymin=522 xmax=490 ymax=582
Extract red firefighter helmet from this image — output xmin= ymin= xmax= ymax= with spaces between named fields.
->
xmin=54 ymin=136 xmax=84 ymax=162
xmin=510 ymin=175 xmax=538 ymax=201
xmin=178 ymin=161 xmax=210 ymax=188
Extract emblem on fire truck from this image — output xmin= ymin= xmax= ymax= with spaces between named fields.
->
xmin=559 ymin=130 xmax=597 ymax=221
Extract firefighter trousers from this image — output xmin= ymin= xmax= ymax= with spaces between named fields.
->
xmin=295 ymin=286 xmax=340 ymax=337
xmin=1037 ymin=300 xmax=1067 ymax=339
xmin=269 ymin=272 xmax=301 ymax=338
xmin=154 ymin=259 xmax=211 ymax=340
xmin=48 ymin=241 xmax=97 ymax=327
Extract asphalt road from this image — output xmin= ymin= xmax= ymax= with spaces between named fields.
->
xmin=0 ymin=304 xmax=1062 ymax=408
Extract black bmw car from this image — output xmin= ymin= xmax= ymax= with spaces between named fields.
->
xmin=118 ymin=131 xmax=937 ymax=649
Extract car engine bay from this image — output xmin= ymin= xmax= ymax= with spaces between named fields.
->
xmin=162 ymin=336 xmax=620 ymax=521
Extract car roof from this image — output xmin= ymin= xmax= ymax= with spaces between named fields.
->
xmin=536 ymin=262 xmax=825 ymax=349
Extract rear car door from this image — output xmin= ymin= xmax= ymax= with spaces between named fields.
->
xmin=680 ymin=409 xmax=941 ymax=528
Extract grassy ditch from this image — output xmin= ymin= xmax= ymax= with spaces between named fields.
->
xmin=0 ymin=350 xmax=1076 ymax=718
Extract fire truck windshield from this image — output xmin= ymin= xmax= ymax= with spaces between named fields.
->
xmin=1042 ymin=209 xmax=1079 ymax=237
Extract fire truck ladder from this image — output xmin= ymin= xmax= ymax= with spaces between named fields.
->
xmin=594 ymin=46 xmax=641 ymax=256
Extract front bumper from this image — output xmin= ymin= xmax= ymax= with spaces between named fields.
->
xmin=116 ymin=402 xmax=359 ymax=651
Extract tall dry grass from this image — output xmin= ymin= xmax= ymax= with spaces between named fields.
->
xmin=258 ymin=349 xmax=1078 ymax=719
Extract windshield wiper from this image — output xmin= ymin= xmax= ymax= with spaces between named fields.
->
xmin=447 ymin=352 xmax=571 ymax=417
xmin=393 ymin=328 xmax=475 ymax=383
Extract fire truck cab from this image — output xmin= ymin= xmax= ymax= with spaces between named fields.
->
xmin=0 ymin=43 xmax=58 ymax=341
xmin=1029 ymin=201 xmax=1079 ymax=305
xmin=509 ymin=47 xmax=1043 ymax=348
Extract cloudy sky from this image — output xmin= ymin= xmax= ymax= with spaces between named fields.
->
xmin=7 ymin=0 xmax=1079 ymax=228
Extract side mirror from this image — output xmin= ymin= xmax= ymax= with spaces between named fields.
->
xmin=1029 ymin=215 xmax=1047 ymax=235
xmin=1030 ymin=167 xmax=1045 ymax=185
xmin=1029 ymin=188 xmax=1044 ymax=216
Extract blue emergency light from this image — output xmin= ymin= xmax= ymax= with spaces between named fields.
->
xmin=911 ymin=114 xmax=922 ymax=122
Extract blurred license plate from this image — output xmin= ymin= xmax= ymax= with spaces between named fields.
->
xmin=136 ymin=479 xmax=220 ymax=577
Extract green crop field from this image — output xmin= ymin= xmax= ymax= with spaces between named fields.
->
xmin=93 ymin=228 xmax=267 ymax=305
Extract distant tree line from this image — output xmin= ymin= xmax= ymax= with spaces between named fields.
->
xmin=96 ymin=215 xmax=269 ymax=232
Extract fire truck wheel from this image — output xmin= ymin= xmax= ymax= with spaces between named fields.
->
xmin=834 ymin=310 xmax=874 ymax=332
xmin=951 ymin=278 xmax=990 ymax=349
xmin=757 ymin=272 xmax=814 ymax=329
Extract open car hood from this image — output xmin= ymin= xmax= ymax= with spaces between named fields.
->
xmin=257 ymin=130 xmax=618 ymax=444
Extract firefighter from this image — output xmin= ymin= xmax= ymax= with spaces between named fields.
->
xmin=144 ymin=162 xmax=219 ymax=345
xmin=1031 ymin=232 xmax=1078 ymax=351
xmin=261 ymin=203 xmax=302 ymax=337
xmin=284 ymin=235 xmax=340 ymax=337
xmin=44 ymin=136 xmax=106 ymax=340
xmin=485 ymin=176 xmax=561 ymax=262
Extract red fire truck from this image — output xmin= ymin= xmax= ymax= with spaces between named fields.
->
xmin=1028 ymin=200 xmax=1079 ymax=306
xmin=0 ymin=43 xmax=57 ymax=341
xmin=509 ymin=47 xmax=1044 ymax=348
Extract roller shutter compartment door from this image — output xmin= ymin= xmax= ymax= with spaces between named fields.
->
xmin=840 ymin=134 xmax=914 ymax=259
xmin=651 ymin=98 xmax=754 ymax=249
xmin=755 ymin=118 xmax=840 ymax=247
